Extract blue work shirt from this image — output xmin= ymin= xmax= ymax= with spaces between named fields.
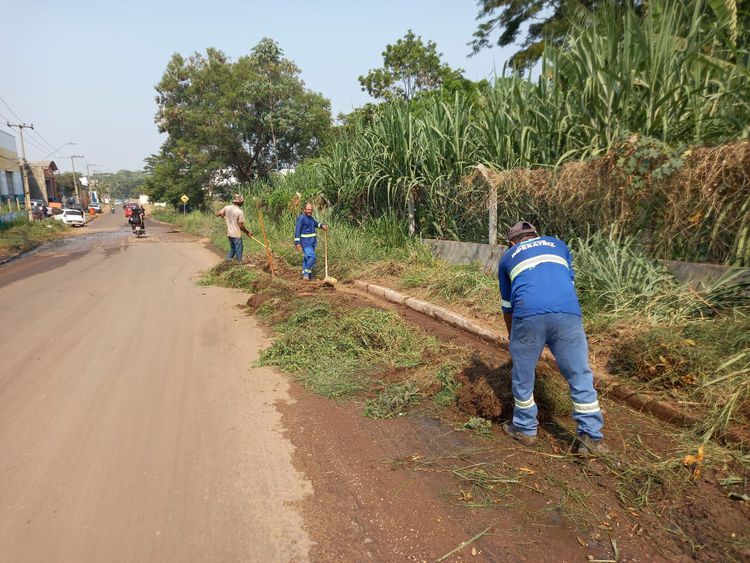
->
xmin=498 ymin=235 xmax=582 ymax=319
xmin=294 ymin=214 xmax=324 ymax=247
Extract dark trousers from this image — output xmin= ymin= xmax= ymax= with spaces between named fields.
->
xmin=227 ymin=236 xmax=243 ymax=261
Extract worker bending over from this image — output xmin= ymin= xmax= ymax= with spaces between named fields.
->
xmin=294 ymin=203 xmax=328 ymax=281
xmin=499 ymin=221 xmax=606 ymax=455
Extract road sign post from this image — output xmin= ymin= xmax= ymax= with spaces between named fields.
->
xmin=180 ymin=194 xmax=189 ymax=215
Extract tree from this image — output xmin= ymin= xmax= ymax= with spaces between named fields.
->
xmin=359 ymin=30 xmax=465 ymax=101
xmin=150 ymin=38 xmax=331 ymax=205
xmin=95 ymin=170 xmax=147 ymax=199
xmin=55 ymin=172 xmax=83 ymax=198
xmin=470 ymin=1 xmax=644 ymax=69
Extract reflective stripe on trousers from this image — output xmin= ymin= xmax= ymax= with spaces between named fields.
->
xmin=509 ymin=313 xmax=603 ymax=439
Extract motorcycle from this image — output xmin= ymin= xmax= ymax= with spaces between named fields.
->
xmin=129 ymin=212 xmax=145 ymax=238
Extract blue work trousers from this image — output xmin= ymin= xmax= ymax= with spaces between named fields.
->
xmin=509 ymin=312 xmax=603 ymax=440
xmin=301 ymin=244 xmax=316 ymax=276
xmin=226 ymin=236 xmax=243 ymax=261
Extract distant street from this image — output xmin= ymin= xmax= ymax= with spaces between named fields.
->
xmin=0 ymin=211 xmax=312 ymax=562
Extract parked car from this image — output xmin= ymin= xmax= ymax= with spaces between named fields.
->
xmin=52 ymin=208 xmax=86 ymax=227
xmin=89 ymin=202 xmax=102 ymax=213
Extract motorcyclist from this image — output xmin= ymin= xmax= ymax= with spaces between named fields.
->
xmin=129 ymin=205 xmax=145 ymax=233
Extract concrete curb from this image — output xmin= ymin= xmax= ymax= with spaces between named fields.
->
xmin=353 ymin=279 xmax=750 ymax=446
xmin=354 ymin=280 xmax=505 ymax=345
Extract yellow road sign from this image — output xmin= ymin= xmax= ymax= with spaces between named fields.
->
xmin=180 ymin=194 xmax=189 ymax=203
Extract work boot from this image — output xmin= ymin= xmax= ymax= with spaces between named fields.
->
xmin=302 ymin=275 xmax=310 ymax=281
xmin=574 ymin=433 xmax=609 ymax=456
xmin=502 ymin=422 xmax=537 ymax=446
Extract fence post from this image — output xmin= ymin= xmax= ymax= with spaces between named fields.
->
xmin=407 ymin=192 xmax=416 ymax=236
xmin=488 ymin=182 xmax=497 ymax=245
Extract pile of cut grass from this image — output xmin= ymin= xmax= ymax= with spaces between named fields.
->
xmin=198 ymin=260 xmax=262 ymax=291
xmin=257 ymin=301 xmax=437 ymax=400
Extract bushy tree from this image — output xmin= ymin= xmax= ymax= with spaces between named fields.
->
xmin=55 ymin=172 xmax=83 ymax=198
xmin=359 ymin=30 xmax=465 ymax=101
xmin=149 ymin=38 xmax=331 ymax=205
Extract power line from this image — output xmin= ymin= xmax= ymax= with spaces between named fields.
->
xmin=0 ymin=94 xmax=67 ymax=155
xmin=28 ymin=127 xmax=59 ymax=153
xmin=0 ymin=95 xmax=23 ymax=123
xmin=20 ymin=135 xmax=52 ymax=160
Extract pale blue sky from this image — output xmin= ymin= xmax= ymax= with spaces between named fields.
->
xmin=0 ymin=0 xmax=514 ymax=173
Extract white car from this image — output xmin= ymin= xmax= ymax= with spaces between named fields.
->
xmin=53 ymin=208 xmax=86 ymax=227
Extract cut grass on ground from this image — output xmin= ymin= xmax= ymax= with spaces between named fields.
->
xmin=177 ymin=209 xmax=749 ymax=561
xmin=160 ymin=207 xmax=750 ymax=441
xmin=256 ymin=298 xmax=438 ymax=400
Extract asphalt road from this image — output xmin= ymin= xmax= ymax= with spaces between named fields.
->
xmin=0 ymin=209 xmax=312 ymax=562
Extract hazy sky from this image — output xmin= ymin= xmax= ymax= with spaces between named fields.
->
xmin=0 ymin=0 xmax=514 ymax=174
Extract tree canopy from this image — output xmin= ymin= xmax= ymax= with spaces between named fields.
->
xmin=470 ymin=1 xmax=644 ymax=69
xmin=95 ymin=170 xmax=147 ymax=199
xmin=146 ymin=38 xmax=331 ymax=206
xmin=358 ymin=30 xmax=465 ymax=101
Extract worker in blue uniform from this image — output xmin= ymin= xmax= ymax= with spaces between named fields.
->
xmin=294 ymin=203 xmax=328 ymax=280
xmin=499 ymin=221 xmax=606 ymax=455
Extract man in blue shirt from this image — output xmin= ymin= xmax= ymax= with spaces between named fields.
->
xmin=294 ymin=203 xmax=328 ymax=281
xmin=498 ymin=221 xmax=606 ymax=455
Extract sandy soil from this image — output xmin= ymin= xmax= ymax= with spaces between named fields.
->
xmin=2 ymin=211 xmax=747 ymax=562
xmin=0 ymin=212 xmax=312 ymax=562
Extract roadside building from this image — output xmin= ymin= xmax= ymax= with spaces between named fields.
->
xmin=28 ymin=160 xmax=60 ymax=203
xmin=0 ymin=130 xmax=23 ymax=207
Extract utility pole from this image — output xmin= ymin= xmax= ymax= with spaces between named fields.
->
xmin=6 ymin=122 xmax=34 ymax=221
xmin=69 ymin=155 xmax=84 ymax=204
xmin=86 ymin=163 xmax=100 ymax=199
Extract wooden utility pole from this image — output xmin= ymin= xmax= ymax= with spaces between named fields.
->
xmin=69 ymin=155 xmax=84 ymax=204
xmin=6 ymin=122 xmax=34 ymax=221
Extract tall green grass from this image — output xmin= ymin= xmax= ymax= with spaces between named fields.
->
xmin=571 ymin=231 xmax=750 ymax=321
xmin=274 ymin=0 xmax=750 ymax=263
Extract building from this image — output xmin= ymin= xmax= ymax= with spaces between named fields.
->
xmin=0 ymin=130 xmax=23 ymax=206
xmin=28 ymin=160 xmax=60 ymax=202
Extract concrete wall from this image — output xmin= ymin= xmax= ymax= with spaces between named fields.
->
xmin=0 ymin=130 xmax=21 ymax=200
xmin=423 ymin=238 xmax=749 ymax=287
